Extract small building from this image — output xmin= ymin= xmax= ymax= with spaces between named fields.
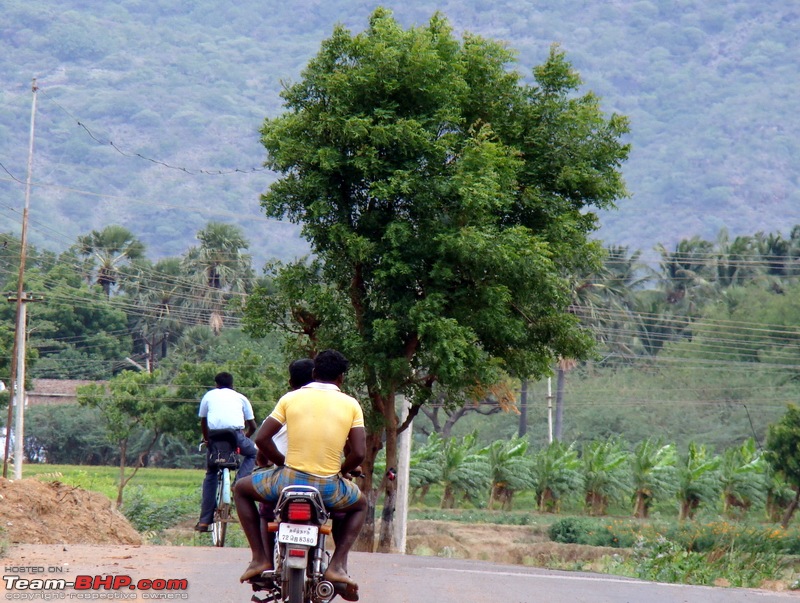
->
xmin=27 ymin=379 xmax=106 ymax=406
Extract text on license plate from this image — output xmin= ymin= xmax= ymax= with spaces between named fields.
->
xmin=278 ymin=523 xmax=319 ymax=545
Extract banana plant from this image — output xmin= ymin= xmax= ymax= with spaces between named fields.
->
xmin=630 ymin=439 xmax=677 ymax=518
xmin=480 ymin=435 xmax=534 ymax=510
xmin=439 ymin=431 xmax=491 ymax=509
xmin=719 ymin=437 xmax=768 ymax=517
xmin=530 ymin=441 xmax=582 ymax=513
xmin=581 ymin=438 xmax=631 ymax=516
xmin=676 ymin=441 xmax=722 ymax=520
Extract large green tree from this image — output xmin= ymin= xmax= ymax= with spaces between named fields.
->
xmin=243 ymin=8 xmax=629 ymax=549
xmin=765 ymin=404 xmax=800 ymax=527
xmin=77 ymin=370 xmax=172 ymax=507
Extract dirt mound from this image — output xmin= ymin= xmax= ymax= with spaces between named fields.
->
xmin=0 ymin=477 xmax=142 ymax=545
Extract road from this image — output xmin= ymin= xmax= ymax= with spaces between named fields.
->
xmin=1 ymin=544 xmax=797 ymax=602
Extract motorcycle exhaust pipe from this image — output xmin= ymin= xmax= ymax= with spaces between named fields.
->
xmin=315 ymin=580 xmax=335 ymax=599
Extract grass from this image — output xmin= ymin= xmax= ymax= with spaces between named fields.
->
xmin=23 ymin=463 xmax=201 ymax=504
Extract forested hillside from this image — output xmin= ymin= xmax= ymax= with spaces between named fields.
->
xmin=1 ymin=0 xmax=798 ymax=267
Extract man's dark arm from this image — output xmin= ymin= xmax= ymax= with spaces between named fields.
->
xmin=254 ymin=417 xmax=285 ymax=466
xmin=244 ymin=418 xmax=258 ymax=438
xmin=340 ymin=426 xmax=365 ymax=476
xmin=200 ymin=417 xmax=209 ymax=443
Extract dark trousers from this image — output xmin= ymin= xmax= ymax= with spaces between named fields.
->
xmin=199 ymin=430 xmax=257 ymax=525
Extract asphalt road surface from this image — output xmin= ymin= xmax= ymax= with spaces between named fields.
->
xmin=1 ymin=544 xmax=797 ymax=603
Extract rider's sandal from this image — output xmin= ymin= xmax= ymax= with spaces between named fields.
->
xmin=194 ymin=522 xmax=211 ymax=532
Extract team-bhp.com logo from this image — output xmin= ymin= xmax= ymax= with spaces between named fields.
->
xmin=3 ymin=569 xmax=189 ymax=600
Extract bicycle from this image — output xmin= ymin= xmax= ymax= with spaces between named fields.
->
xmin=200 ymin=429 xmax=241 ymax=547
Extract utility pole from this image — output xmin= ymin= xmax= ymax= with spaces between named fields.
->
xmin=518 ymin=378 xmax=528 ymax=438
xmin=546 ymin=376 xmax=554 ymax=444
xmin=2 ymin=78 xmax=38 ymax=480
xmin=392 ymin=395 xmax=412 ymax=554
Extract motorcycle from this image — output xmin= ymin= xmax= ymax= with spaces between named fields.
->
xmin=250 ymin=484 xmax=337 ymax=603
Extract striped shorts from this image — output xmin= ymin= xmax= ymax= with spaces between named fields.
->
xmin=252 ymin=465 xmax=361 ymax=510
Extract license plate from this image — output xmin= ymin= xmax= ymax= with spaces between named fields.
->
xmin=278 ymin=523 xmax=318 ymax=545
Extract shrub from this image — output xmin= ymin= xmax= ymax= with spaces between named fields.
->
xmin=548 ymin=517 xmax=639 ymax=548
xmin=549 ymin=517 xmax=593 ymax=544
xmin=122 ymin=487 xmax=194 ymax=532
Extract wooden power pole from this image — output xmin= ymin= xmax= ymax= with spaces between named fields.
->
xmin=2 ymin=78 xmax=38 ymax=479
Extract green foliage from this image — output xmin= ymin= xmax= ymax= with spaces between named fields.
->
xmin=580 ymin=438 xmax=631 ymax=516
xmin=25 ymin=405 xmax=117 ymax=464
xmin=630 ymin=535 xmax=785 ymax=588
xmin=676 ymin=442 xmax=722 ymax=520
xmin=766 ymin=404 xmax=800 ymax=490
xmin=530 ymin=441 xmax=582 ymax=512
xmin=480 ymin=435 xmax=534 ymax=510
xmin=719 ymin=438 xmax=768 ymax=517
xmin=121 ymin=486 xmax=195 ymax=532
xmin=630 ymin=439 xmax=678 ymax=518
xmin=549 ymin=517 xmax=639 ymax=548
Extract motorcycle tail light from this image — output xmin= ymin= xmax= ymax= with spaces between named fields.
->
xmin=287 ymin=502 xmax=312 ymax=521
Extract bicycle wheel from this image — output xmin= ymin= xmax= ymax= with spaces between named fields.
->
xmin=212 ymin=469 xmax=230 ymax=547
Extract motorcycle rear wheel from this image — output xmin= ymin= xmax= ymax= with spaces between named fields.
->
xmin=286 ymin=566 xmax=305 ymax=603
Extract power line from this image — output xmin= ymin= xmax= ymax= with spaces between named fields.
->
xmin=38 ymin=88 xmax=269 ymax=176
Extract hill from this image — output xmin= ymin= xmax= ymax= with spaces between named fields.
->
xmin=1 ymin=0 xmax=798 ymax=267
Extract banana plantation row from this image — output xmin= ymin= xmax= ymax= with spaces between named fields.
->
xmin=404 ymin=424 xmax=800 ymax=528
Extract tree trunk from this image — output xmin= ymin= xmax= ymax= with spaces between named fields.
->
xmin=633 ymin=491 xmax=650 ymax=519
xmin=116 ymin=438 xmax=128 ymax=508
xmin=377 ymin=404 xmax=399 ymax=552
xmin=780 ymin=488 xmax=800 ymax=529
xmin=538 ymin=488 xmax=556 ymax=513
xmin=354 ymin=430 xmax=383 ymax=552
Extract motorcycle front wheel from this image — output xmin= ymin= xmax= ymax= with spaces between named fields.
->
xmin=286 ymin=566 xmax=305 ymax=603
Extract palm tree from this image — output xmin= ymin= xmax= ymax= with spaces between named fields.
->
xmin=77 ymin=225 xmax=146 ymax=297
xmin=581 ymin=438 xmax=630 ymax=516
xmin=630 ymin=439 xmax=677 ymax=518
xmin=480 ymin=435 xmax=533 ymax=510
xmin=676 ymin=441 xmax=721 ymax=520
xmin=719 ymin=438 xmax=767 ymax=518
xmin=653 ymin=236 xmax=715 ymax=309
xmin=122 ymin=257 xmax=189 ymax=370
xmin=712 ymin=228 xmax=767 ymax=290
xmin=530 ymin=441 xmax=582 ymax=513
xmin=182 ymin=222 xmax=254 ymax=334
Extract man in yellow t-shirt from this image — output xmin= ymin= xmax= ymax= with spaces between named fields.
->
xmin=234 ymin=349 xmax=365 ymax=601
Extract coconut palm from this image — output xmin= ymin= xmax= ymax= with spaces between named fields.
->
xmin=77 ymin=225 xmax=146 ymax=297
xmin=630 ymin=439 xmax=677 ymax=518
xmin=676 ymin=441 xmax=721 ymax=520
xmin=581 ymin=438 xmax=631 ymax=516
xmin=530 ymin=441 xmax=582 ymax=513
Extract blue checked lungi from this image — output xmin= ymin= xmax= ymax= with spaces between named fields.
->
xmin=252 ymin=465 xmax=361 ymax=510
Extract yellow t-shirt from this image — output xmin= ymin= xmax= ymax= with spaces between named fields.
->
xmin=269 ymin=383 xmax=364 ymax=477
